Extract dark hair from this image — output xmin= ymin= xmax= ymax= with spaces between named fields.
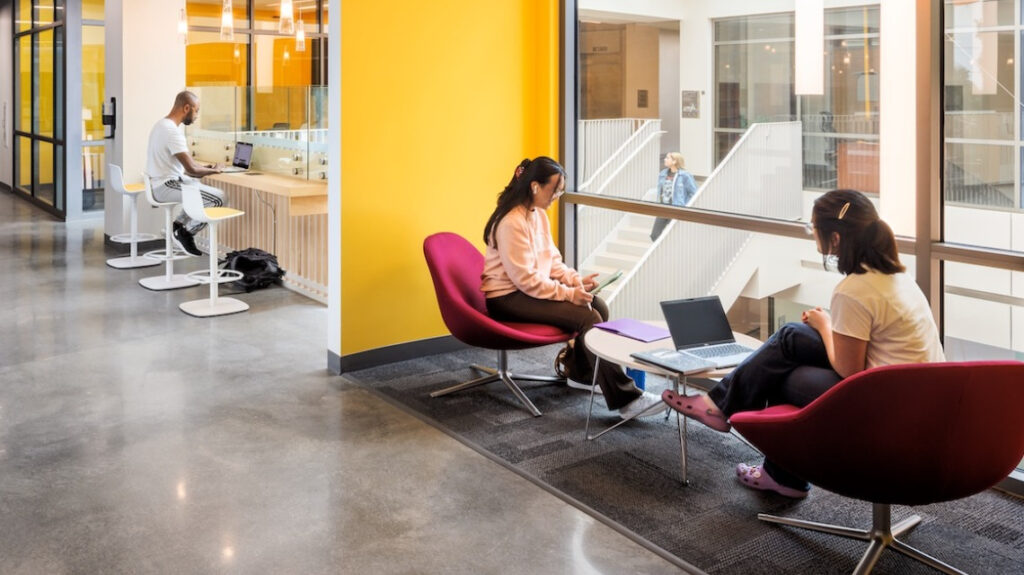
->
xmin=811 ymin=189 xmax=904 ymax=275
xmin=483 ymin=156 xmax=565 ymax=247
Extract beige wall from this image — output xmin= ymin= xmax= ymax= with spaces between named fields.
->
xmin=104 ymin=0 xmax=186 ymax=237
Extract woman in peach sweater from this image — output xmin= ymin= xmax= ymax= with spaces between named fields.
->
xmin=481 ymin=157 xmax=663 ymax=419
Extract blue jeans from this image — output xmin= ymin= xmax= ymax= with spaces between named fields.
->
xmin=708 ymin=322 xmax=843 ymax=490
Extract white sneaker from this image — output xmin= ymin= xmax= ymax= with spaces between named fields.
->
xmin=566 ymin=378 xmax=602 ymax=394
xmin=618 ymin=391 xmax=666 ymax=420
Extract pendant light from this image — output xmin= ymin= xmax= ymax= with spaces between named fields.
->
xmin=177 ymin=7 xmax=188 ymax=45
xmin=220 ymin=0 xmax=234 ymax=42
xmin=295 ymin=8 xmax=306 ymax=53
xmin=279 ymin=0 xmax=295 ymax=35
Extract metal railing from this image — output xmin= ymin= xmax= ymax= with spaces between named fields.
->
xmin=577 ymin=118 xmax=647 ymax=183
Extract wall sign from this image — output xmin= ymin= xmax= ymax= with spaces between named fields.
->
xmin=681 ymin=90 xmax=700 ymax=119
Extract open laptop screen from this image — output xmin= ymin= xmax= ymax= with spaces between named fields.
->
xmin=661 ymin=296 xmax=736 ymax=349
xmin=232 ymin=142 xmax=253 ymax=168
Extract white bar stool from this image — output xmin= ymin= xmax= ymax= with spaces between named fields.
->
xmin=177 ymin=183 xmax=249 ymax=317
xmin=139 ymin=173 xmax=201 ymax=291
xmin=106 ymin=164 xmax=159 ymax=269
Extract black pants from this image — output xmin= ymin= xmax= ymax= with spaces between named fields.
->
xmin=486 ymin=291 xmax=643 ymax=410
xmin=650 ymin=217 xmax=670 ymax=241
xmin=708 ymin=322 xmax=843 ymax=490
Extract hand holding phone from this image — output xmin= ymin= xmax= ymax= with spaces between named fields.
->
xmin=589 ymin=270 xmax=623 ymax=295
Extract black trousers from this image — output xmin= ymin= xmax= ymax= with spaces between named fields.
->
xmin=707 ymin=322 xmax=843 ymax=490
xmin=486 ymin=291 xmax=643 ymax=410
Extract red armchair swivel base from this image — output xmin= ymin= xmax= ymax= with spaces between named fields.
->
xmin=730 ymin=362 xmax=1024 ymax=575
xmin=423 ymin=232 xmax=574 ymax=417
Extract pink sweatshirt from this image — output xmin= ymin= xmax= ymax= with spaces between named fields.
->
xmin=481 ymin=205 xmax=581 ymax=301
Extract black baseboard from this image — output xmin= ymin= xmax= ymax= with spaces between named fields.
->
xmin=330 ymin=335 xmax=469 ymax=374
xmin=0 ymin=182 xmax=11 ymax=194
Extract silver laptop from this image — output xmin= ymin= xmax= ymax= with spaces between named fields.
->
xmin=658 ymin=296 xmax=757 ymax=369
xmin=220 ymin=142 xmax=253 ymax=173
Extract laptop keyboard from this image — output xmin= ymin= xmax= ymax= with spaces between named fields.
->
xmin=686 ymin=343 xmax=752 ymax=358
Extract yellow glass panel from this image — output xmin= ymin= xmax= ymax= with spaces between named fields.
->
xmin=16 ymin=137 xmax=32 ymax=192
xmin=186 ymin=31 xmax=249 ymax=87
xmin=83 ymin=26 xmax=106 ymax=141
xmin=16 ymin=0 xmax=31 ymax=32
xmin=17 ymin=35 xmax=31 ymax=131
xmin=36 ymin=0 xmax=55 ymax=25
xmin=322 ymin=2 xmax=328 ymax=29
xmin=36 ymin=141 xmax=55 ymax=206
xmin=83 ymin=0 xmax=105 ymax=21
xmin=38 ymin=29 xmax=55 ymax=138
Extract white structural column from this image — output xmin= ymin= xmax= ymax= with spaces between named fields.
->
xmin=327 ymin=0 xmax=342 ymax=371
xmin=878 ymin=0 xmax=918 ymax=237
xmin=104 ymin=0 xmax=185 ymax=241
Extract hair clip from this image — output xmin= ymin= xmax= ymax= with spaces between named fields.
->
xmin=837 ymin=202 xmax=851 ymax=220
xmin=514 ymin=166 xmax=525 ymax=180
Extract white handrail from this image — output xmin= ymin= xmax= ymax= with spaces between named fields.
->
xmin=579 ymin=120 xmax=662 ymax=194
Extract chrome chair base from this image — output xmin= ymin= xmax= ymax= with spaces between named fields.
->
xmin=430 ymin=349 xmax=564 ymax=417
xmin=759 ymin=503 xmax=964 ymax=575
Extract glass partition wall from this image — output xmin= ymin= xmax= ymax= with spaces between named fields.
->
xmin=13 ymin=0 xmax=65 ymax=215
xmin=185 ymin=86 xmax=328 ymax=181
xmin=184 ymin=0 xmax=328 ymax=132
xmin=563 ymin=1 xmax=1023 ymax=487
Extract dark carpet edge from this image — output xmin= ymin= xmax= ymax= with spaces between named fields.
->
xmin=339 ymin=373 xmax=705 ymax=575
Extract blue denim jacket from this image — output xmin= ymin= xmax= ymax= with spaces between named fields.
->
xmin=657 ymin=168 xmax=698 ymax=207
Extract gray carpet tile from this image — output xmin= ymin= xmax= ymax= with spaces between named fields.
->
xmin=346 ymin=344 xmax=1024 ymax=574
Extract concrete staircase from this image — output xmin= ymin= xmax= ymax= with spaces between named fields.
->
xmin=579 ymin=212 xmax=657 ymax=302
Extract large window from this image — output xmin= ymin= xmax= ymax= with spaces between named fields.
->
xmin=942 ymin=0 xmax=1024 ymax=476
xmin=567 ymin=1 xmax=1024 ymax=486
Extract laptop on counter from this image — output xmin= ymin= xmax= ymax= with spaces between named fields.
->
xmin=632 ymin=296 xmax=757 ymax=373
xmin=220 ymin=142 xmax=253 ymax=173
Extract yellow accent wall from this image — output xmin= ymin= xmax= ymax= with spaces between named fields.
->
xmin=341 ymin=0 xmax=561 ymax=355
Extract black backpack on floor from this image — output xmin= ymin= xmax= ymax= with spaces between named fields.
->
xmin=222 ymin=248 xmax=286 ymax=292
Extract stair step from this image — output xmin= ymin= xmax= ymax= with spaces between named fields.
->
xmin=594 ymin=253 xmax=636 ymax=270
xmin=625 ymin=213 xmax=657 ymax=227
xmin=619 ymin=228 xmax=653 ymax=243
xmin=581 ymin=264 xmax=620 ymax=278
xmin=606 ymin=239 xmax=649 ymax=257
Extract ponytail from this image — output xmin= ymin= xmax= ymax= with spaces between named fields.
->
xmin=811 ymin=189 xmax=904 ymax=275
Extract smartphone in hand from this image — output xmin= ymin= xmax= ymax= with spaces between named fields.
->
xmin=589 ymin=270 xmax=623 ymax=295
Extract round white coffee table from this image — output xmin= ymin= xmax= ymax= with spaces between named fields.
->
xmin=584 ymin=320 xmax=760 ymax=484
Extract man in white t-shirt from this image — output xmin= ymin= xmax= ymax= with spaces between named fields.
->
xmin=146 ymin=90 xmax=227 ymax=256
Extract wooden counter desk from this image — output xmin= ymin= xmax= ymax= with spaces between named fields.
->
xmin=200 ymin=172 xmax=328 ymax=302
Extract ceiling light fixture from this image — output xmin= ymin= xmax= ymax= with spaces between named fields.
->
xmin=220 ymin=0 xmax=234 ymax=42
xmin=295 ymin=8 xmax=306 ymax=52
xmin=177 ymin=7 xmax=188 ymax=45
xmin=279 ymin=0 xmax=295 ymax=35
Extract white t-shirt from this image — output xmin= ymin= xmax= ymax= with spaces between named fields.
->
xmin=146 ymin=118 xmax=189 ymax=183
xmin=830 ymin=269 xmax=946 ymax=369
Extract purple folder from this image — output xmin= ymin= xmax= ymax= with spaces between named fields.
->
xmin=594 ymin=318 xmax=671 ymax=343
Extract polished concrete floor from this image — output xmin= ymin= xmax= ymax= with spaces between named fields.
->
xmin=0 ymin=192 xmax=686 ymax=574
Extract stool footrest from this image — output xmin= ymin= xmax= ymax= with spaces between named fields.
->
xmin=144 ymin=248 xmax=193 ymax=262
xmin=185 ymin=269 xmax=245 ymax=285
xmin=111 ymin=232 xmax=159 ymax=244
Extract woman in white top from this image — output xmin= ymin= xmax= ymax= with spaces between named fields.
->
xmin=481 ymin=157 xmax=664 ymax=419
xmin=663 ymin=189 xmax=945 ymax=498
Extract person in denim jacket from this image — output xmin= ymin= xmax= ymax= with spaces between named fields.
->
xmin=650 ymin=152 xmax=698 ymax=241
